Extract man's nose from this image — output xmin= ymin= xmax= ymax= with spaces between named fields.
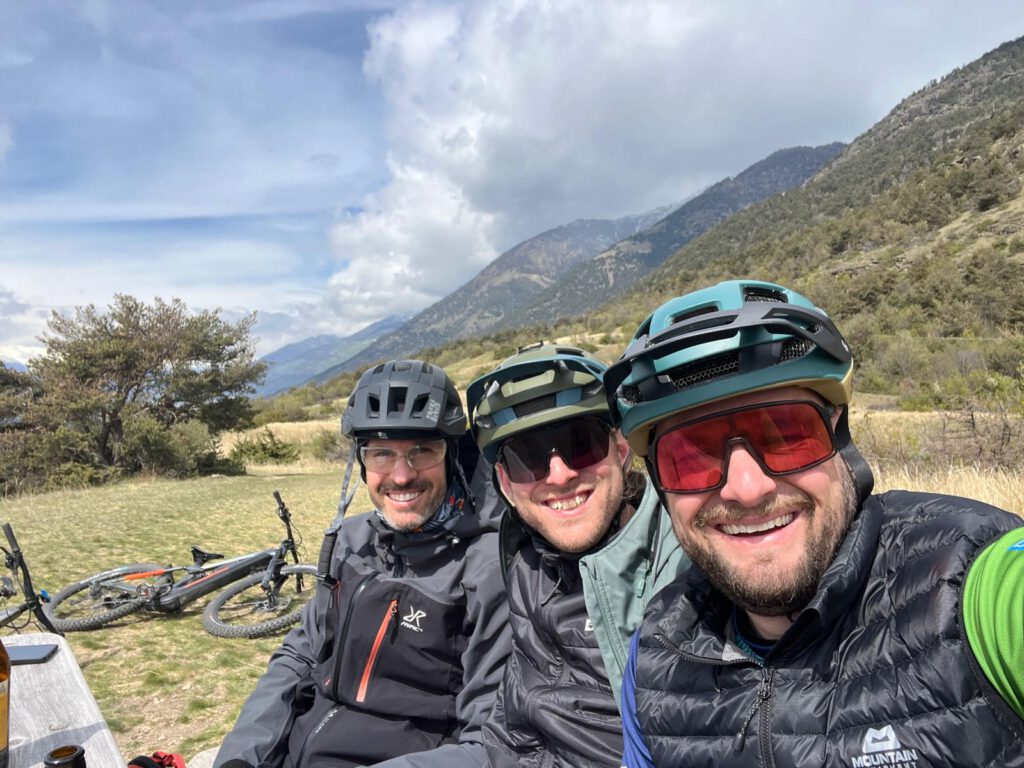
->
xmin=545 ymin=451 xmax=579 ymax=485
xmin=389 ymin=454 xmax=417 ymax=482
xmin=717 ymin=443 xmax=776 ymax=507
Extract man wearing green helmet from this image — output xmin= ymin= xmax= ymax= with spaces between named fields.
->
xmin=467 ymin=342 xmax=688 ymax=767
xmin=372 ymin=343 xmax=686 ymax=768
xmin=608 ymin=280 xmax=1024 ymax=767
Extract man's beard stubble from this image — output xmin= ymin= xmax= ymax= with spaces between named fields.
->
xmin=684 ymin=464 xmax=858 ymax=617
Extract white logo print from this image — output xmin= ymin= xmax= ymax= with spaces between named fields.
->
xmin=584 ymin=619 xmax=594 ymax=632
xmin=401 ymin=607 xmax=426 ymax=632
xmin=862 ymin=726 xmax=900 ymax=753
xmin=850 ymin=724 xmax=920 ymax=767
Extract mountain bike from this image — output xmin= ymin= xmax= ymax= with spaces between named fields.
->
xmin=46 ymin=491 xmax=317 ymax=639
xmin=0 ymin=522 xmax=62 ymax=635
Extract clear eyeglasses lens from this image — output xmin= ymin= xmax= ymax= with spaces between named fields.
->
xmin=360 ymin=441 xmax=447 ymax=472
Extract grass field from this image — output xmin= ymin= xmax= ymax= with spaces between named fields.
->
xmin=1 ymin=440 xmax=1022 ymax=759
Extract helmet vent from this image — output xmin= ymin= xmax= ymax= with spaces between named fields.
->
xmin=367 ymin=394 xmax=381 ymax=417
xmin=778 ymin=338 xmax=814 ymax=362
xmin=669 ymin=350 xmax=740 ymax=391
xmin=744 ymin=287 xmax=787 ymax=303
xmin=387 ymin=387 xmax=407 ymax=415
xmin=410 ymin=393 xmax=429 ymax=416
xmin=514 ymin=394 xmax=557 ymax=417
xmin=669 ymin=305 xmax=716 ymax=325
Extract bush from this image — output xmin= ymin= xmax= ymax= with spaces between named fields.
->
xmin=308 ymin=429 xmax=348 ymax=462
xmin=117 ymin=413 xmax=223 ymax=477
xmin=229 ymin=428 xmax=300 ymax=465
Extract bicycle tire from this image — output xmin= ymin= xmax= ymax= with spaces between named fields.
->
xmin=46 ymin=562 xmax=165 ymax=632
xmin=202 ymin=564 xmax=318 ymax=639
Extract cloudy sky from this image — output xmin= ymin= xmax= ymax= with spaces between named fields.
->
xmin=1 ymin=1 xmax=1021 ymax=364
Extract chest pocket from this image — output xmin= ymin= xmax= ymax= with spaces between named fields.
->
xmin=318 ymin=559 xmax=468 ymax=721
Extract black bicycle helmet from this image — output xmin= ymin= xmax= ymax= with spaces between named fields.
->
xmin=343 ymin=360 xmax=467 ymax=440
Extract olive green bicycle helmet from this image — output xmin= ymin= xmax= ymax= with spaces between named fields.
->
xmin=466 ymin=342 xmax=612 ymax=463
xmin=605 ymin=279 xmax=873 ymax=502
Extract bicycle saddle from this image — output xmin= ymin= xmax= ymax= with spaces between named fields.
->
xmin=190 ymin=546 xmax=225 ymax=567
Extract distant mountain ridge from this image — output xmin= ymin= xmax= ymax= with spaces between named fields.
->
xmin=255 ymin=313 xmax=409 ymax=397
xmin=509 ymin=143 xmax=845 ymax=328
xmin=318 ymin=207 xmax=674 ymax=379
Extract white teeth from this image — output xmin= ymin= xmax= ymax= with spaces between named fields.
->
xmin=389 ymin=491 xmax=421 ymax=502
xmin=721 ymin=513 xmax=794 ymax=535
xmin=547 ymin=494 xmax=587 ymax=511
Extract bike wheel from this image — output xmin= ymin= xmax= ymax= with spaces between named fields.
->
xmin=202 ymin=564 xmax=318 ymax=639
xmin=46 ymin=563 xmax=165 ymax=632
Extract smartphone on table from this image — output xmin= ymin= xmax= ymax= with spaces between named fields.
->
xmin=8 ymin=643 xmax=59 ymax=665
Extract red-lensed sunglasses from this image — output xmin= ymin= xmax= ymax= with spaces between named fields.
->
xmin=652 ymin=400 xmax=837 ymax=493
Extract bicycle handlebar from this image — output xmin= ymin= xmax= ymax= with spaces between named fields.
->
xmin=2 ymin=522 xmax=62 ymax=635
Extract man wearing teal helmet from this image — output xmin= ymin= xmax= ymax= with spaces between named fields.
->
xmin=373 ymin=343 xmax=688 ymax=768
xmin=608 ymin=280 xmax=1024 ymax=767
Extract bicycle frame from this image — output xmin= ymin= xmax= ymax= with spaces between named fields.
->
xmin=130 ymin=549 xmax=278 ymax=613
xmin=1 ymin=522 xmax=61 ymax=634
xmin=88 ymin=490 xmax=301 ymax=614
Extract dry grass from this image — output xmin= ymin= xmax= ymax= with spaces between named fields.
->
xmin=874 ymin=464 xmax=1024 ymax=514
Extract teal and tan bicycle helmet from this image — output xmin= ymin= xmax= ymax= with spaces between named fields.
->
xmin=467 ymin=342 xmax=611 ymax=463
xmin=605 ymin=280 xmax=872 ymax=502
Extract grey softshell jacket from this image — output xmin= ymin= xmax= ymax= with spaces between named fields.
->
xmin=215 ymin=461 xmax=512 ymax=768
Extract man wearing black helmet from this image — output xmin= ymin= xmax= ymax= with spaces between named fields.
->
xmin=607 ymin=280 xmax=1024 ymax=767
xmin=215 ymin=360 xmax=512 ymax=768
xmin=372 ymin=343 xmax=688 ymax=768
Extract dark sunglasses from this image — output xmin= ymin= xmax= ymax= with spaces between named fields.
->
xmin=652 ymin=400 xmax=837 ymax=493
xmin=499 ymin=418 xmax=613 ymax=483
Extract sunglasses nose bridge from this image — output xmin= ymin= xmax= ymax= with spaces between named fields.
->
xmin=545 ymin=447 xmax=579 ymax=483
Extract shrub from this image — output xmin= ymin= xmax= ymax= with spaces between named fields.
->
xmin=308 ymin=429 xmax=348 ymax=462
xmin=229 ymin=428 xmax=300 ymax=465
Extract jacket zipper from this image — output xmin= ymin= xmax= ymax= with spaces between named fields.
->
xmin=733 ymin=666 xmax=775 ymax=757
xmin=356 ymin=598 xmax=398 ymax=703
xmin=656 ymin=631 xmax=776 ymax=759
xmin=329 ymin=572 xmax=377 ymax=700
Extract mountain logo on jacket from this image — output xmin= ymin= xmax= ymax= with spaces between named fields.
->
xmin=1009 ymin=538 xmax=1024 ymax=552
xmin=401 ymin=607 xmax=427 ymax=632
xmin=850 ymin=724 xmax=920 ymax=767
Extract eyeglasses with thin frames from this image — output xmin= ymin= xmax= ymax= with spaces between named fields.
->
xmin=359 ymin=441 xmax=447 ymax=473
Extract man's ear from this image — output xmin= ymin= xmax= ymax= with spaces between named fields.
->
xmin=494 ymin=461 xmax=515 ymax=505
xmin=832 ymin=404 xmax=845 ymax=429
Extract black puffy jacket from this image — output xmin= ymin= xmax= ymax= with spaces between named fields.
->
xmin=215 ymin=463 xmax=511 ymax=768
xmin=628 ymin=491 xmax=1024 ymax=767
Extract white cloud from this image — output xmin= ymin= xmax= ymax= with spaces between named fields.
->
xmin=322 ymin=0 xmax=1023 ymax=331
xmin=328 ymin=160 xmax=498 ymax=319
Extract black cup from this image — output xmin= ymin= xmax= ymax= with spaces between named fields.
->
xmin=44 ymin=744 xmax=86 ymax=768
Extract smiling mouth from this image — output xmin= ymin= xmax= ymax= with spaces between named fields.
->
xmin=545 ymin=492 xmax=590 ymax=511
xmin=719 ymin=512 xmax=795 ymax=536
xmin=387 ymin=489 xmax=424 ymax=503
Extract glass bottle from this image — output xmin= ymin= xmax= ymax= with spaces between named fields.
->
xmin=0 ymin=638 xmax=10 ymax=768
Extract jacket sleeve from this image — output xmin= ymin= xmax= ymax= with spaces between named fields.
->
xmin=214 ymin=580 xmax=330 ymax=768
xmin=963 ymin=526 xmax=1024 ymax=722
xmin=452 ymin=532 xmax=513 ymax=743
